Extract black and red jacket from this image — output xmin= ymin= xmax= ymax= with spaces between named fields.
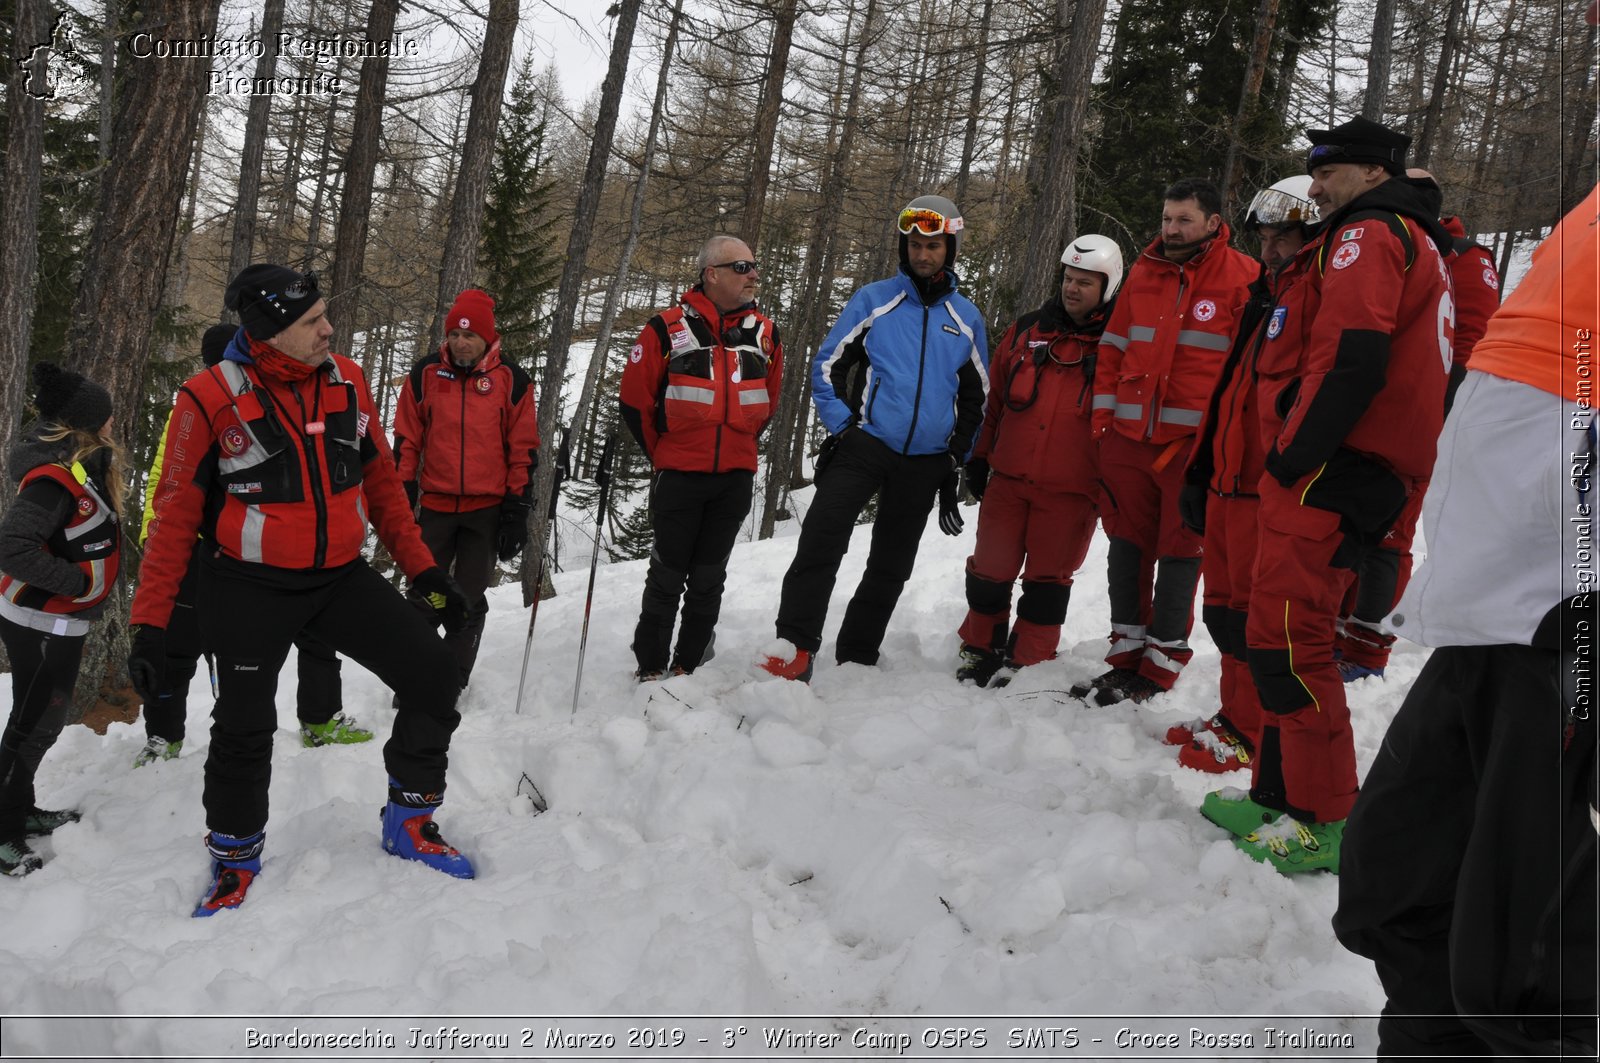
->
xmin=1441 ymin=215 xmax=1501 ymax=367
xmin=0 ymin=450 xmax=121 ymax=626
xmin=1259 ymin=179 xmax=1455 ymax=497
xmin=393 ymin=342 xmax=541 ymax=513
xmin=132 ymin=346 xmax=436 ymax=629
xmin=976 ymin=296 xmax=1111 ymax=496
xmin=618 ymin=287 xmax=783 ymax=474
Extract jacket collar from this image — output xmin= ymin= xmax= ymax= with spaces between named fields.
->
xmin=437 ymin=338 xmax=503 ymax=375
xmin=1138 ymin=221 xmax=1236 ymax=270
xmin=681 ymin=285 xmax=757 ymax=325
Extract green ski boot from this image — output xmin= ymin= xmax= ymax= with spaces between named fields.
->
xmin=300 ymin=712 xmax=374 ymax=748
xmin=1200 ymin=788 xmax=1281 ymax=837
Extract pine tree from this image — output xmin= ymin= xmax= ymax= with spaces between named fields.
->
xmin=480 ymin=57 xmax=561 ymax=373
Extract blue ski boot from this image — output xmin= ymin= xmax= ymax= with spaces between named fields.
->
xmin=193 ymin=830 xmax=263 ymax=917
xmin=380 ymin=781 xmax=474 ymax=879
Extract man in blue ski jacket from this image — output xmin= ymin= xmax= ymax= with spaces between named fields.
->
xmin=761 ymin=194 xmax=989 ymax=681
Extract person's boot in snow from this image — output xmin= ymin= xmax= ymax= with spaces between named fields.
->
xmin=24 ymin=806 xmax=80 ymax=836
xmin=0 ymin=838 xmax=43 ymax=877
xmin=193 ymin=830 xmax=263 ymax=917
xmin=1175 ymin=716 xmax=1254 ymax=773
xmin=380 ymin=781 xmax=474 ymax=879
xmin=956 ymin=644 xmax=1006 ymax=687
xmin=1233 ymin=814 xmax=1343 ymax=875
xmin=1093 ymin=671 xmax=1164 ymax=705
xmin=299 ymin=711 xmax=373 ymax=748
xmin=1200 ymin=788 xmax=1281 ymax=838
xmin=759 ymin=643 xmax=814 ymax=683
xmin=1069 ymin=666 xmax=1137 ymax=701
xmin=133 ymin=736 xmax=182 ymax=768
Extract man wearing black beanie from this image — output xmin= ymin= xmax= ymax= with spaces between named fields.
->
xmin=130 ymin=263 xmax=478 ymax=915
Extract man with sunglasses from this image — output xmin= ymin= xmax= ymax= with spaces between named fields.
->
xmin=761 ymin=194 xmax=988 ymax=682
xmin=130 ymin=263 xmax=476 ymax=914
xmin=1204 ymin=116 xmax=1455 ymax=876
xmin=954 ymin=234 xmax=1124 ymax=688
xmin=619 ymin=235 xmax=783 ymax=680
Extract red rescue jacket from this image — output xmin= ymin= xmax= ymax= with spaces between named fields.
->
xmin=1441 ymin=215 xmax=1501 ymax=367
xmin=393 ymin=343 xmax=541 ymax=513
xmin=0 ymin=460 xmax=120 ymax=619
xmin=977 ymin=297 xmax=1110 ymax=496
xmin=618 ymin=287 xmax=783 ymax=474
xmin=1258 ymin=182 xmax=1455 ymax=497
xmin=1092 ymin=226 xmax=1259 ymax=445
xmin=132 ymin=351 xmax=436 ymax=628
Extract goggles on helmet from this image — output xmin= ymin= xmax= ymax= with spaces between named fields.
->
xmin=1245 ymin=188 xmax=1318 ymax=228
xmin=897 ymin=207 xmax=964 ymax=237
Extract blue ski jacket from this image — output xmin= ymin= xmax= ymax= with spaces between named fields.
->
xmin=812 ymin=268 xmax=990 ymax=459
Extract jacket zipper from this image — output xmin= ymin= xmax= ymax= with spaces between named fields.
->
xmin=714 ymin=312 xmax=728 ymax=473
xmin=290 ymin=381 xmax=328 ymax=568
xmin=904 ymin=302 xmax=930 ymax=455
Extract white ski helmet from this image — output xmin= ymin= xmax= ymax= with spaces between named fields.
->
xmin=1244 ymin=175 xmax=1319 ymax=230
xmin=898 ymin=194 xmax=965 ymax=264
xmin=1059 ymin=234 xmax=1124 ymax=305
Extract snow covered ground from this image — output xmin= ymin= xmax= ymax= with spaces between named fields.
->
xmin=0 ymin=490 xmax=1419 ymax=1059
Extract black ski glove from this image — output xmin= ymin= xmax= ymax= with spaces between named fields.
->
xmin=965 ymin=458 xmax=990 ymax=502
xmin=497 ymin=494 xmax=531 ymax=562
xmin=938 ymin=465 xmax=965 ymax=536
xmin=403 ymin=480 xmax=419 ymax=511
xmin=1179 ymin=483 xmax=1209 ymax=535
xmin=411 ymin=566 xmax=470 ymax=633
xmin=128 ymin=625 xmax=167 ymax=704
xmin=814 ymin=425 xmax=854 ymax=485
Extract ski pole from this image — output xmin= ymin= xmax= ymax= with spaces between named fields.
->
xmin=513 ymin=429 xmax=570 ymax=716
xmin=571 ymin=431 xmax=618 ymax=717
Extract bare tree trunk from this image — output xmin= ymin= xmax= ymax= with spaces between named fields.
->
xmin=1563 ymin=20 xmax=1598 ymax=215
xmin=0 ymin=0 xmax=51 ymax=483
xmin=328 ymin=0 xmax=401 ymax=359
xmin=954 ymin=0 xmax=995 ymax=208
xmin=522 ymin=0 xmax=643 ymax=605
xmin=740 ymin=0 xmax=797 ymax=247
xmin=99 ymin=0 xmax=115 ymax=164
xmin=65 ymin=0 xmax=224 ymax=719
xmin=1005 ymin=0 xmax=1110 ymax=321
xmin=166 ymin=104 xmax=208 ymax=336
xmin=302 ymin=80 xmax=345 ymax=264
xmin=1414 ymin=0 xmax=1467 ymax=166
xmin=1220 ymin=0 xmax=1282 ymax=212
xmin=1363 ymin=0 xmax=1397 ymax=119
xmin=224 ymin=0 xmax=288 ymax=300
xmin=422 ymin=0 xmax=520 ymax=352
xmin=568 ymin=0 xmax=684 ymax=486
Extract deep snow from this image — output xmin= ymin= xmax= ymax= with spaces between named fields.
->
xmin=0 ymin=486 xmax=1414 ymax=1058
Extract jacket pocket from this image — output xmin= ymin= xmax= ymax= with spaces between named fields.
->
xmin=1299 ymin=448 xmax=1409 ymax=568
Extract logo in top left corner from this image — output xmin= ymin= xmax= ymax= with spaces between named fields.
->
xmin=20 ymin=12 xmax=90 ymax=102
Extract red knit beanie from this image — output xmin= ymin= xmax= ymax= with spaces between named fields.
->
xmin=445 ymin=289 xmax=498 ymax=346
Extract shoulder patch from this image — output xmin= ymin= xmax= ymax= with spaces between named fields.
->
xmin=1341 ymin=227 xmax=1364 ymax=242
xmin=630 ymin=343 xmax=644 ymax=364
xmin=1482 ymin=267 xmax=1499 ymax=289
xmin=1267 ymin=306 xmax=1288 ymax=339
xmin=1330 ymin=242 xmax=1361 ymax=270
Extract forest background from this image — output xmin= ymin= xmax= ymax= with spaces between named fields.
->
xmin=0 ymin=0 xmax=1592 ymax=715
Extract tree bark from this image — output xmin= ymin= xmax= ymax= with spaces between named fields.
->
xmin=0 ymin=0 xmax=51 ymax=484
xmin=739 ymin=0 xmax=797 ymax=247
xmin=1220 ymin=0 xmax=1282 ymax=212
xmin=328 ymin=0 xmax=401 ymax=359
xmin=425 ymin=0 xmax=520 ymax=352
xmin=64 ymin=0 xmax=224 ymax=719
xmin=954 ymin=0 xmax=996 ymax=209
xmin=1363 ymin=0 xmax=1397 ymax=119
xmin=1414 ymin=0 xmax=1468 ymax=167
xmin=522 ymin=0 xmax=643 ymax=605
xmin=224 ymin=0 xmax=288 ymax=300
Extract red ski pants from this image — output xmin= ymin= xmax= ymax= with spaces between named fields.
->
xmin=958 ymin=474 xmax=1097 ymax=666
xmin=1200 ymin=492 xmax=1263 ymax=747
xmin=1245 ymin=478 xmax=1360 ymax=823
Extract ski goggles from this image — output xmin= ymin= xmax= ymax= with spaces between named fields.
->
xmin=1305 ymin=141 xmax=1402 ymax=172
xmin=1245 ymin=188 xmax=1318 ymax=227
xmin=897 ymin=207 xmax=964 ymax=237
xmin=281 ymin=271 xmax=319 ymax=300
xmin=709 ymin=259 xmax=759 ymax=275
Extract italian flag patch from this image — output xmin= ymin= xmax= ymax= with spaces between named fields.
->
xmin=1341 ymin=227 xmax=1364 ymax=241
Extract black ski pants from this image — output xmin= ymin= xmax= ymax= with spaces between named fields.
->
xmin=0 ymin=617 xmax=85 ymax=845
xmin=633 ymin=469 xmax=752 ymax=674
xmin=775 ymin=429 xmax=948 ymax=665
xmin=198 ymin=554 xmax=460 ymax=838
xmin=1333 ymin=644 xmax=1598 ymax=1058
xmin=418 ymin=504 xmax=499 ymax=686
xmin=145 ymin=554 xmax=344 ymax=743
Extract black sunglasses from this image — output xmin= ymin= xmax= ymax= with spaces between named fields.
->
xmin=709 ymin=260 xmax=758 ymax=275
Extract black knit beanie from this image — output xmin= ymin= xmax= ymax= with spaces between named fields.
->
xmin=32 ymin=362 xmax=112 ymax=432
xmin=225 ymin=264 xmax=321 ymax=341
xmin=201 ymin=324 xmax=237 ymax=368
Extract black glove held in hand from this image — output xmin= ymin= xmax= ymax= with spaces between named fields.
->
xmin=128 ymin=625 xmax=167 ymax=704
xmin=1178 ymin=483 xmax=1209 ymax=535
xmin=938 ymin=467 xmax=965 ymax=536
xmin=965 ymin=458 xmax=990 ymax=502
xmin=403 ymin=480 xmax=419 ymax=511
xmin=814 ymin=428 xmax=852 ymax=484
xmin=411 ymin=566 xmax=470 ymax=633
xmin=497 ymin=495 xmax=531 ymax=562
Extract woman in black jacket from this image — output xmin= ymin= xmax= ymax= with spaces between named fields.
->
xmin=0 ymin=363 xmax=121 ymax=877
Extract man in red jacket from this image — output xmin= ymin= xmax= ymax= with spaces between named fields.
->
xmin=1171 ymin=175 xmax=1319 ymax=773
xmin=1080 ymin=178 xmax=1259 ymax=705
xmin=394 ymin=289 xmax=541 ymax=688
xmin=129 ymin=264 xmax=474 ymax=915
xmin=619 ymin=235 xmax=783 ymax=679
xmin=1202 ymin=117 xmax=1456 ymax=875
xmin=955 ymin=234 xmax=1123 ymax=687
xmin=1331 ymin=168 xmax=1503 ymax=682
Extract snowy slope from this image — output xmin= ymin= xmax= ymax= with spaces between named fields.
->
xmin=0 ymin=495 xmax=1416 ymax=1053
